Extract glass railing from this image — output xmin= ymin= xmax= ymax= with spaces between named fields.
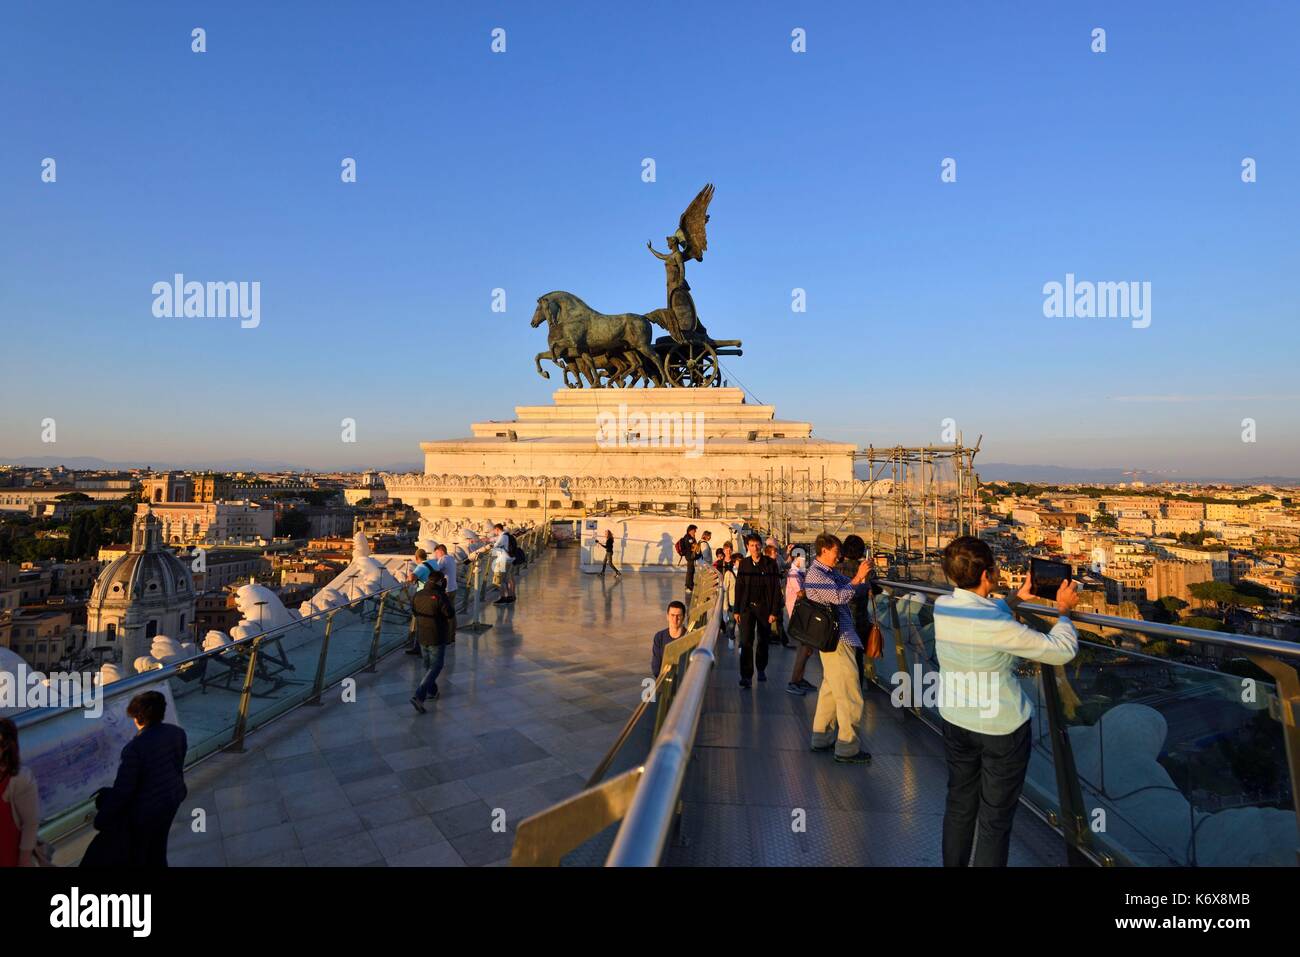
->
xmin=17 ymin=583 xmax=413 ymax=847
xmin=18 ymin=522 xmax=552 ymax=852
xmin=873 ymin=581 xmax=1300 ymax=867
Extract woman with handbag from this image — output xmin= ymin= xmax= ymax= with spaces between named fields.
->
xmin=0 ymin=718 xmax=40 ymax=867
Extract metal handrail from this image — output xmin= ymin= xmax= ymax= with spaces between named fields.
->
xmin=586 ymin=567 xmax=717 ymax=788
xmin=873 ymin=580 xmax=1300 ymax=660
xmin=874 ymin=575 xmax=1300 ymax=867
xmin=587 ymin=638 xmax=686 ymax=788
xmin=606 ymin=584 xmax=725 ymax=866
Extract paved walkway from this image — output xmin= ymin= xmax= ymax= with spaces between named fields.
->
xmin=166 ymin=546 xmax=675 ymax=867
xmin=162 ymin=545 xmax=1066 ymax=867
xmin=665 ymin=628 xmax=1066 ymax=866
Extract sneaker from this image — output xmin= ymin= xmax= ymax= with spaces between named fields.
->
xmin=409 ymin=696 xmax=426 ymax=714
xmin=739 ymin=678 xmax=751 ymax=689
xmin=405 ymin=647 xmax=421 ymax=656
xmin=810 ymin=741 xmax=833 ymax=752
xmin=757 ymin=672 xmax=766 ymax=683
xmin=785 ymin=682 xmax=806 ymax=696
xmin=834 ymin=750 xmax=872 ymax=765
xmin=494 ymin=597 xmax=509 ymax=605
xmin=798 ymin=679 xmax=817 ymax=691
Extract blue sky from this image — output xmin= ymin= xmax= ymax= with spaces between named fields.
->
xmin=2 ymin=1 xmax=1297 ymax=477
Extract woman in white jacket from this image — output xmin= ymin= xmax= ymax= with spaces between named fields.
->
xmin=0 ymin=718 xmax=39 ymax=867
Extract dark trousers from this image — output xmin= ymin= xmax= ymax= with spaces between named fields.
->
xmin=789 ymin=642 xmax=814 ymax=684
xmin=600 ymin=548 xmax=619 ymax=576
xmin=941 ymin=718 xmax=1031 ymax=866
xmin=685 ymin=557 xmax=696 ymax=591
xmin=770 ymin=614 xmax=789 ymax=647
xmin=737 ymin=607 xmax=770 ymax=681
xmin=132 ymin=809 xmax=180 ymax=867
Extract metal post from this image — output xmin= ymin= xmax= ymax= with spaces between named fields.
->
xmin=885 ymin=594 xmax=909 ymax=701
xmin=227 ymin=636 xmax=263 ymax=753
xmin=1246 ymin=653 xmax=1300 ymax=865
xmin=364 ymin=592 xmax=388 ymax=672
xmin=1015 ymin=603 xmax=1093 ymax=866
xmin=463 ymin=551 xmax=492 ymax=633
xmin=307 ymin=611 xmax=337 ymax=706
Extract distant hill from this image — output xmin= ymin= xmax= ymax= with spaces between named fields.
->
xmin=971 ymin=463 xmax=1300 ymax=486
xmin=851 ymin=460 xmax=1299 ymax=486
xmin=1 ymin=455 xmax=422 ymax=474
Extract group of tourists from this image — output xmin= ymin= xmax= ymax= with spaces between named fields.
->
xmin=654 ymin=523 xmax=1084 ymax=866
xmin=405 ymin=523 xmax=531 ymax=714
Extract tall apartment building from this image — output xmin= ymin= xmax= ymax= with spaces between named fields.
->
xmin=0 ymin=608 xmax=74 ymax=670
xmin=1103 ymin=563 xmax=1151 ymax=604
xmin=147 ymin=501 xmax=274 ymax=545
xmin=1153 ymin=518 xmax=1205 ymax=537
xmin=142 ymin=472 xmax=233 ymax=504
xmin=1102 ymin=496 xmax=1162 ymax=515
xmin=1206 ymin=503 xmax=1248 ymax=522
xmin=1162 ymin=501 xmax=1206 ymax=520
xmin=1118 ymin=516 xmax=1156 ymax=536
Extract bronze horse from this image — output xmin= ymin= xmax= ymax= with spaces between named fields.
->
xmin=531 ymin=291 xmax=667 ymax=388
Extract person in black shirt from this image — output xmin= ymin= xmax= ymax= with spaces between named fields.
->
xmin=837 ymin=535 xmax=874 ymax=686
xmin=650 ymin=601 xmax=688 ymax=677
xmin=410 ymin=570 xmax=456 ymax=713
xmin=764 ymin=544 xmax=792 ymax=647
xmin=733 ymin=533 xmax=782 ymax=688
xmin=598 ymin=528 xmax=621 ymax=579
xmin=679 ymin=525 xmax=699 ymax=593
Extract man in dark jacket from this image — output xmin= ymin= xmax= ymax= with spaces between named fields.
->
xmin=410 ymin=569 xmax=456 ymax=713
xmin=733 ymin=533 xmax=782 ymax=688
xmin=91 ymin=690 xmax=188 ymax=867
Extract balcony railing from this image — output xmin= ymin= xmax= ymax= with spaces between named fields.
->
xmin=511 ymin=568 xmax=1299 ymax=867
xmin=872 ymin=580 xmax=1300 ymax=867
xmin=16 ymin=523 xmax=551 ymax=855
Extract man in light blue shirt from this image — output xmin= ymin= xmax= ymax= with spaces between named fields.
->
xmin=432 ymin=543 xmax=457 ymax=594
xmin=934 ymin=536 xmax=1079 ymax=866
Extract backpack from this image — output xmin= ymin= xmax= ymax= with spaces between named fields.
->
xmin=675 ymin=536 xmax=687 ymax=557
xmin=506 ymin=532 xmax=527 ymax=566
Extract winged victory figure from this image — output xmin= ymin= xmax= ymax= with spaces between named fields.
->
xmin=646 ymin=183 xmax=713 ymax=344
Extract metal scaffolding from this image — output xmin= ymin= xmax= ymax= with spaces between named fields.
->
xmin=761 ymin=440 xmax=981 ymax=577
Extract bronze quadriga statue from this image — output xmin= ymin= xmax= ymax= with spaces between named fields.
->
xmin=532 ymin=184 xmax=742 ymax=388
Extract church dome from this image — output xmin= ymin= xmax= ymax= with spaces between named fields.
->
xmin=91 ymin=510 xmax=193 ymax=604
xmin=87 ymin=508 xmax=196 ymax=664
